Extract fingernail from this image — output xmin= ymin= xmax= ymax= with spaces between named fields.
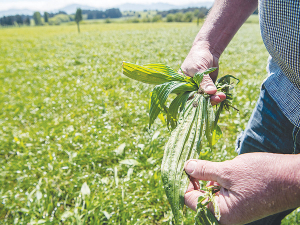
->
xmin=205 ymin=85 xmax=216 ymax=91
xmin=185 ymin=160 xmax=197 ymax=174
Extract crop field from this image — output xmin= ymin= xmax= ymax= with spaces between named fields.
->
xmin=0 ymin=18 xmax=299 ymax=224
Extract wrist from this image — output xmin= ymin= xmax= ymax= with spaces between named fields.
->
xmin=192 ymin=36 xmax=224 ymax=59
xmin=190 ymin=41 xmax=221 ymax=62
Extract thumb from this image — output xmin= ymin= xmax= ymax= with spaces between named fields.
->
xmin=200 ymin=74 xmax=217 ymax=95
xmin=184 ymin=159 xmax=221 ymax=182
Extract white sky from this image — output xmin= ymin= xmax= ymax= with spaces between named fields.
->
xmin=0 ymin=0 xmax=212 ymax=11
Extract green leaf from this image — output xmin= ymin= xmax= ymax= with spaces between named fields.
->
xmin=212 ymin=125 xmax=222 ymax=146
xmin=171 ymin=82 xmax=198 ymax=93
xmin=145 ymin=63 xmax=193 ymax=83
xmin=203 ymin=67 xmax=218 ymax=75
xmin=119 ymin=159 xmax=140 ymax=166
xmin=167 ymin=91 xmax=191 ymax=130
xmin=193 ymin=72 xmax=204 ymax=88
xmin=122 ymin=62 xmax=191 ymax=85
xmin=195 ymin=195 xmax=219 ymax=225
xmin=149 ymin=81 xmax=191 ymax=128
xmin=213 ymin=101 xmax=224 ymax=129
xmin=216 ymin=74 xmax=240 ymax=86
xmin=205 ymin=98 xmax=215 ymax=149
xmin=114 ymin=143 xmax=126 ymax=155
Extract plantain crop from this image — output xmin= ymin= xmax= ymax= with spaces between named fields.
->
xmin=122 ymin=62 xmax=238 ymax=225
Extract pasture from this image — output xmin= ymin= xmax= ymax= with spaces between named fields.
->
xmin=0 ymin=19 xmax=299 ymax=224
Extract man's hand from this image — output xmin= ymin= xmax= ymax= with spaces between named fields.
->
xmin=184 ymin=153 xmax=300 ymax=225
xmin=180 ymin=0 xmax=258 ymax=106
xmin=180 ymin=43 xmax=226 ymax=106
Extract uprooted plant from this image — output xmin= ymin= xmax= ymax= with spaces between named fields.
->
xmin=122 ymin=62 xmax=238 ymax=225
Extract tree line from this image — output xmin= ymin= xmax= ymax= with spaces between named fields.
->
xmin=157 ymin=7 xmax=209 ymax=18
xmin=84 ymin=8 xmax=122 ymax=20
xmin=0 ymin=15 xmax=30 ymax=26
xmin=0 ymin=8 xmax=122 ymax=26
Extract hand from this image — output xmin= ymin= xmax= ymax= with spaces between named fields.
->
xmin=184 ymin=153 xmax=300 ymax=225
xmin=181 ymin=43 xmax=226 ymax=106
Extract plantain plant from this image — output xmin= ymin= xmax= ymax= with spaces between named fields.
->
xmin=122 ymin=62 xmax=238 ymax=225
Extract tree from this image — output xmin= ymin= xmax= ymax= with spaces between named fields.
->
xmin=75 ymin=8 xmax=82 ymax=33
xmin=166 ymin=14 xmax=174 ymax=22
xmin=33 ymin=12 xmax=42 ymax=25
xmin=105 ymin=8 xmax=122 ymax=18
xmin=24 ymin=16 xmax=30 ymax=26
xmin=174 ymin=12 xmax=183 ymax=22
xmin=194 ymin=9 xmax=205 ymax=26
xmin=44 ymin=12 xmax=49 ymax=23
xmin=15 ymin=15 xmax=23 ymax=26
xmin=183 ymin=12 xmax=193 ymax=22
xmin=152 ymin=14 xmax=162 ymax=22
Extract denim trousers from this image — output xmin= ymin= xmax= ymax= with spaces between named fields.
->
xmin=235 ymin=84 xmax=300 ymax=225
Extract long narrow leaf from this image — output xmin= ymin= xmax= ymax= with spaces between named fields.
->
xmin=193 ymin=72 xmax=204 ymax=87
xmin=123 ymin=62 xmax=193 ymax=85
xmin=149 ymin=81 xmax=190 ymax=128
xmin=203 ymin=67 xmax=218 ymax=75
xmin=171 ymin=82 xmax=198 ymax=93
xmin=145 ymin=63 xmax=193 ymax=83
xmin=167 ymin=91 xmax=192 ymax=130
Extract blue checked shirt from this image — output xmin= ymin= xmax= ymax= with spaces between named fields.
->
xmin=259 ymin=0 xmax=300 ymax=127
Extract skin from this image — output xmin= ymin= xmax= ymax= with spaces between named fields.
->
xmin=184 ymin=153 xmax=300 ymax=225
xmin=181 ymin=0 xmax=258 ymax=105
xmin=181 ymin=0 xmax=300 ymax=224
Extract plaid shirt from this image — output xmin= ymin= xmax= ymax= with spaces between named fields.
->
xmin=259 ymin=0 xmax=300 ymax=127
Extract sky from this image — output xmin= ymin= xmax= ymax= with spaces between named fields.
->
xmin=0 ymin=0 xmax=212 ymax=11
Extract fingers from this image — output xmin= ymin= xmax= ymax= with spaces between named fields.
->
xmin=184 ymin=159 xmax=221 ymax=182
xmin=185 ymin=190 xmax=205 ymax=211
xmin=210 ymin=92 xmax=226 ymax=106
xmin=186 ymin=177 xmax=200 ymax=193
xmin=180 ymin=68 xmax=226 ymax=106
xmin=206 ymin=181 xmax=221 ymax=187
xmin=200 ymin=75 xmax=226 ymax=106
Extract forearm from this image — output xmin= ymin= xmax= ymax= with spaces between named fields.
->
xmin=274 ymin=154 xmax=300 ymax=211
xmin=194 ymin=0 xmax=258 ymax=57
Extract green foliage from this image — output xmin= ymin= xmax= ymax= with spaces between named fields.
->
xmin=183 ymin=12 xmax=194 ymax=22
xmin=0 ymin=20 xmax=298 ymax=224
xmin=105 ymin=18 xmax=111 ymax=23
xmin=75 ymin=8 xmax=83 ymax=23
xmin=75 ymin=8 xmax=82 ymax=33
xmin=33 ymin=11 xmax=42 ymax=26
xmin=48 ymin=14 xmax=71 ymax=25
xmin=175 ymin=12 xmax=184 ymax=22
xmin=166 ymin=14 xmax=175 ymax=22
xmin=123 ymin=60 xmax=237 ymax=224
xmin=44 ymin=12 xmax=49 ymax=23
xmin=152 ymin=14 xmax=162 ymax=22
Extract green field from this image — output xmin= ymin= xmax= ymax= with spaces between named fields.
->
xmin=1 ymin=18 xmax=299 ymax=224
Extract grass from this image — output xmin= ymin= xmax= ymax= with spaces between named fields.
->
xmin=0 ymin=18 xmax=298 ymax=224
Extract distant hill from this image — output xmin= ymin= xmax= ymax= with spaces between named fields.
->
xmin=117 ymin=2 xmax=214 ymax=11
xmin=0 ymin=1 xmax=214 ymax=17
xmin=117 ymin=3 xmax=175 ymax=11
xmin=0 ymin=4 xmax=98 ymax=17
xmin=58 ymin=4 xmax=100 ymax=14
xmin=0 ymin=9 xmax=33 ymax=17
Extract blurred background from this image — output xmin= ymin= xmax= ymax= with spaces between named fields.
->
xmin=0 ymin=0 xmax=299 ymax=224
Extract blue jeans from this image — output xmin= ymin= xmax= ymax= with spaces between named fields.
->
xmin=235 ymin=85 xmax=300 ymax=225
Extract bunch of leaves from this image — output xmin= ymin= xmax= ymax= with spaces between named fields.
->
xmin=123 ymin=62 xmax=238 ymax=135
xmin=123 ymin=62 xmax=239 ymax=224
xmin=195 ymin=186 xmax=220 ymax=225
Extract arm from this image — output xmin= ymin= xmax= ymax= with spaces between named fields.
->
xmin=181 ymin=0 xmax=258 ymax=105
xmin=184 ymin=153 xmax=300 ymax=225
